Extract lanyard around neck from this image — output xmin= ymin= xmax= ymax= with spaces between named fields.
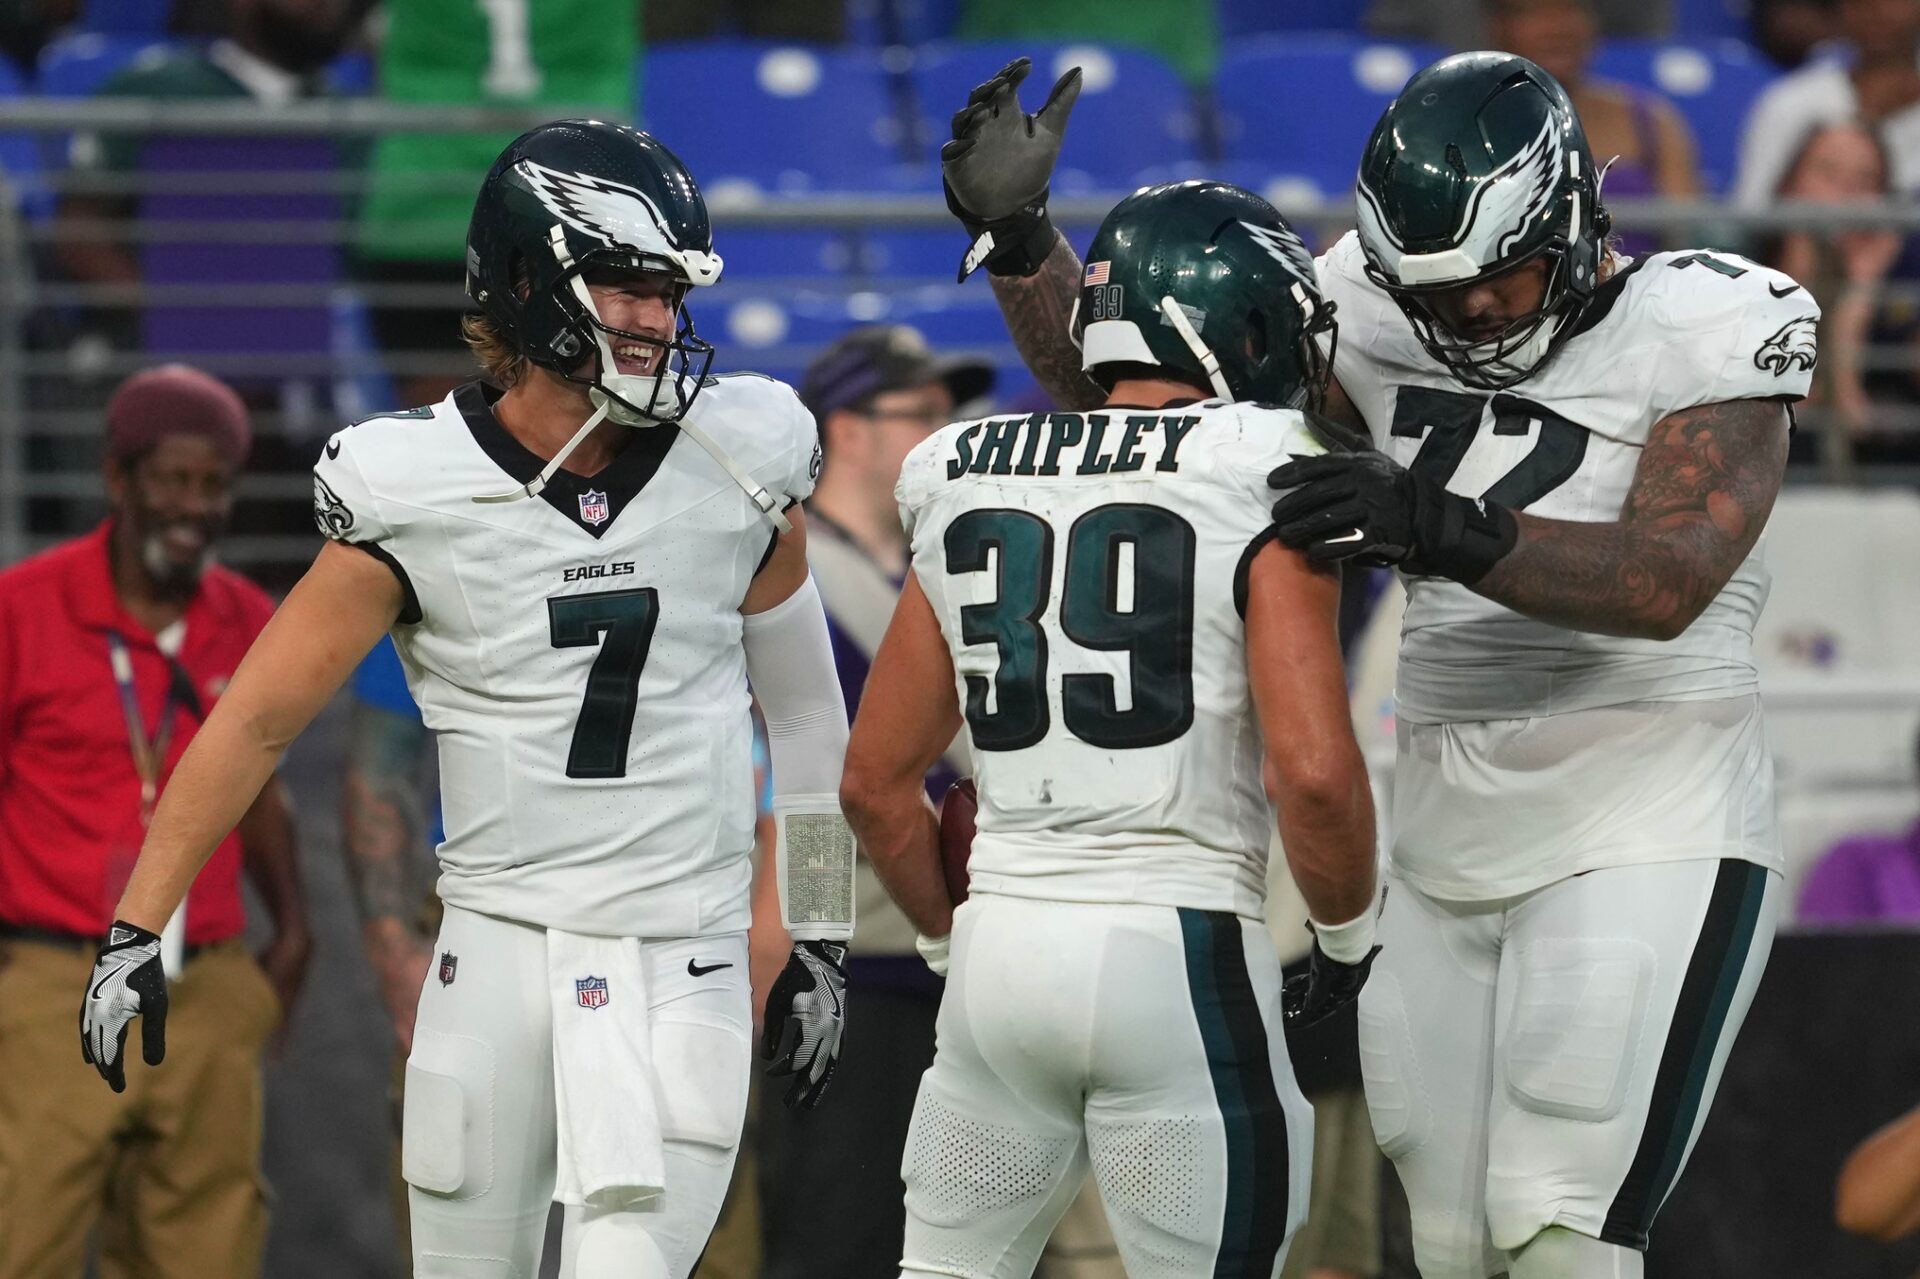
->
xmin=106 ymin=630 xmax=200 ymax=827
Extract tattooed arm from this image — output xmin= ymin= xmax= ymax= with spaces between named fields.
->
xmin=988 ymin=230 xmax=1104 ymax=411
xmin=343 ymin=698 xmax=435 ymax=1051
xmin=1472 ymin=398 xmax=1790 ymax=640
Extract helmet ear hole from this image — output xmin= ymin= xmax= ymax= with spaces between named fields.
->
xmin=1243 ymin=309 xmax=1269 ymax=365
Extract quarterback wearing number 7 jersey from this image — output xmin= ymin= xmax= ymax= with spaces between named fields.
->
xmin=78 ymin=121 xmax=857 ymax=1279
xmin=844 ymin=181 xmax=1380 ymax=1279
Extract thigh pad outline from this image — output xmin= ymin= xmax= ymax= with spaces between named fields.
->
xmin=1502 ymin=937 xmax=1655 ymax=1123
xmin=404 ymin=1029 xmax=496 ymax=1200
xmin=652 ymin=1016 xmax=750 ymax=1155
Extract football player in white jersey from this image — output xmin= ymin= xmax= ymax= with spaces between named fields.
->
xmin=943 ymin=53 xmax=1816 ymax=1279
xmin=842 ymin=180 xmax=1381 ymax=1278
xmin=77 ymin=121 xmax=857 ymax=1279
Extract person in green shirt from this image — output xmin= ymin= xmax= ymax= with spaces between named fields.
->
xmin=957 ymin=0 xmax=1219 ymax=87
xmin=356 ymin=0 xmax=638 ymax=408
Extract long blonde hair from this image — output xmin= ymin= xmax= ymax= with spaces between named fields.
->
xmin=459 ymin=313 xmax=528 ymax=389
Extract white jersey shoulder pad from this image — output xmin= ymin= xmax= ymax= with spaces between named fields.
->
xmin=692 ymin=372 xmax=822 ymax=507
xmin=1616 ymin=249 xmax=1821 ymax=414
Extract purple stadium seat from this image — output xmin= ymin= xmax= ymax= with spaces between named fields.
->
xmin=135 ymin=135 xmax=343 ymax=367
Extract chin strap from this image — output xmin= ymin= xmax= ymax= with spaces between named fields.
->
xmin=676 ymin=412 xmax=792 ymax=533
xmin=1158 ymin=295 xmax=1234 ymax=401
xmin=472 ymin=399 xmax=612 ymax=504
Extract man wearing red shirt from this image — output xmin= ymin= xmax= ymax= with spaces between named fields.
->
xmin=0 ymin=365 xmax=310 ymax=1279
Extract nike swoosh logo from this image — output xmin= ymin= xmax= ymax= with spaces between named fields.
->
xmin=1324 ymin=528 xmax=1367 ymax=545
xmin=1769 ymin=282 xmax=1801 ymax=298
xmin=90 ymin=970 xmax=116 ymax=1001
xmin=326 ymin=438 xmax=341 ymax=460
xmin=687 ymin=960 xmax=733 ymax=977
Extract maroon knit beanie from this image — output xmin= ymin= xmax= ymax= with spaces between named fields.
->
xmin=105 ymin=364 xmax=252 ymax=468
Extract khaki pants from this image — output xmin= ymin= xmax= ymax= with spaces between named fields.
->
xmin=0 ymin=938 xmax=278 ymax=1279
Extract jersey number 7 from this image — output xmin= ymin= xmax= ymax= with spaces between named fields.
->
xmin=944 ymin=503 xmax=1195 ymax=753
xmin=547 ymin=587 xmax=660 ymax=779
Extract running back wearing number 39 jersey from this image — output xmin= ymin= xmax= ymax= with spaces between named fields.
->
xmin=896 ymin=398 xmax=1329 ymax=921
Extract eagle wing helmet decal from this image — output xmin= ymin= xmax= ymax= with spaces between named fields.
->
xmin=517 ymin=160 xmax=722 ymax=285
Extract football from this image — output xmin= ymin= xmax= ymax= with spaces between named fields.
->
xmin=937 ymin=778 xmax=978 ymax=907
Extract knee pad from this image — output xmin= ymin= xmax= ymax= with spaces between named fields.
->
xmin=403 ymin=1029 xmax=496 ymax=1200
xmin=1503 ymin=938 xmax=1654 ymax=1123
xmin=1355 ymin=969 xmax=1432 ymax=1160
xmin=567 ymin=1213 xmax=674 ymax=1279
xmin=1407 ymin=1217 xmax=1502 ymax=1279
xmin=1508 ymin=1225 xmax=1644 ymax=1279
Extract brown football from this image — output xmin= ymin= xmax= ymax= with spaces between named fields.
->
xmin=937 ymin=778 xmax=978 ymax=907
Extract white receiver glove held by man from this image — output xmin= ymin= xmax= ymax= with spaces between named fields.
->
xmin=81 ymin=919 xmax=169 ymax=1093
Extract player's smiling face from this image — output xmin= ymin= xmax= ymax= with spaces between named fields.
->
xmin=1423 ymin=257 xmax=1553 ymax=344
xmin=583 ymin=265 xmax=680 ymax=377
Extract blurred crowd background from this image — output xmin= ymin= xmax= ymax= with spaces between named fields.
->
xmin=1 ymin=0 xmax=1919 ymax=1277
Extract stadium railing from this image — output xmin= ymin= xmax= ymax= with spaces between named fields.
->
xmin=2 ymin=99 xmax=1920 ymax=580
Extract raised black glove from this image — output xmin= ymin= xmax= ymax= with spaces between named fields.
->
xmin=760 ymin=939 xmax=848 ymax=1110
xmin=1269 ymin=451 xmax=1518 ymax=583
xmin=1281 ymin=938 xmax=1381 ymax=1031
xmin=80 ymin=919 xmax=169 ymax=1093
xmin=941 ymin=56 xmax=1082 ymax=282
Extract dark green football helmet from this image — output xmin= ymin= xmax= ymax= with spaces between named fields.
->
xmin=466 ymin=119 xmax=723 ymax=423
xmin=1355 ymin=52 xmax=1610 ymax=390
xmin=1075 ymin=181 xmax=1335 ymax=411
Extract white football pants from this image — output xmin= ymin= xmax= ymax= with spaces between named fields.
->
xmin=403 ymin=903 xmax=751 ymax=1279
xmin=1357 ymin=858 xmax=1780 ymax=1279
xmin=900 ymin=894 xmax=1313 ymax=1279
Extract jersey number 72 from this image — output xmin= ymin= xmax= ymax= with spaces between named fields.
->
xmin=943 ymin=503 xmax=1196 ymax=753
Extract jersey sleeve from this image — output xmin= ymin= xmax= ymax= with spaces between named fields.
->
xmin=1646 ymin=254 xmax=1822 ymax=418
xmin=1315 ymin=234 xmax=1399 ymax=446
xmin=775 ymin=383 xmax=823 ymax=509
xmin=313 ymin=430 xmax=422 ymax=624
xmin=893 ymin=428 xmax=950 ymax=547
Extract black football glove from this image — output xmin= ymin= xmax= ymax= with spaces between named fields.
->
xmin=81 ymin=919 xmax=169 ymax=1093
xmin=761 ymin=939 xmax=848 ymax=1110
xmin=1269 ymin=451 xmax=1518 ymax=583
xmin=941 ymin=56 xmax=1083 ymax=282
xmin=1281 ymin=938 xmax=1381 ymax=1031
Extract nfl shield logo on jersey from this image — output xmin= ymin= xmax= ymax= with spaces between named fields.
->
xmin=575 ymin=976 xmax=610 ymax=1009
xmin=578 ymin=489 xmax=610 ymax=526
xmin=438 ymin=951 xmax=458 ymax=987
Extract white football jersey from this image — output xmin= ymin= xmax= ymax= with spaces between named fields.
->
xmin=313 ymin=375 xmax=819 ymax=936
xmin=1317 ymin=232 xmax=1820 ymax=724
xmin=897 ymin=400 xmax=1327 ymax=919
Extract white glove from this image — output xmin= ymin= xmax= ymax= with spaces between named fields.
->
xmin=81 ymin=919 xmax=170 ymax=1092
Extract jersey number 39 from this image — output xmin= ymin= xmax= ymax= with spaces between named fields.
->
xmin=944 ymin=503 xmax=1195 ymax=753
